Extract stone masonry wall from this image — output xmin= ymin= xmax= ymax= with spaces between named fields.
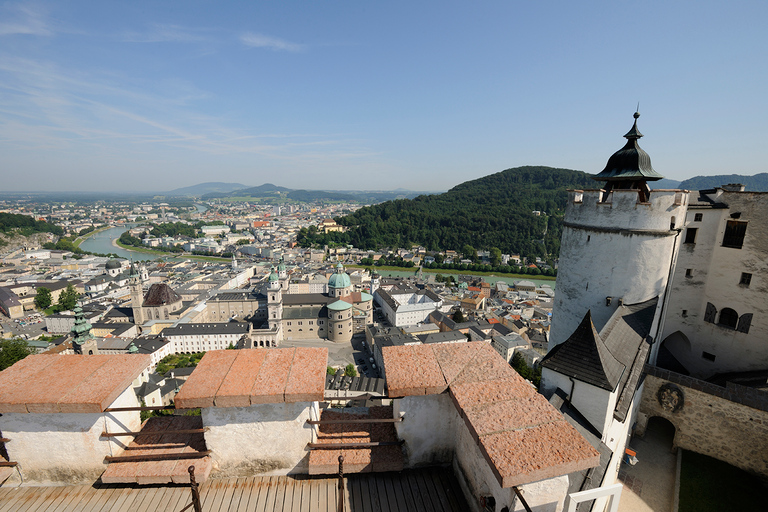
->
xmin=637 ymin=366 xmax=768 ymax=478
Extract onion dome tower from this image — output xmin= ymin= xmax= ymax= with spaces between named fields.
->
xmin=550 ymin=111 xmax=688 ymax=352
xmin=71 ymin=305 xmax=96 ymax=355
xmin=593 ymin=111 xmax=664 ymax=202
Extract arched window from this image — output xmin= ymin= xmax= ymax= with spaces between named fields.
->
xmin=718 ymin=308 xmax=739 ymax=329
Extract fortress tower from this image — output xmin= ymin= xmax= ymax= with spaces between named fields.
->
xmin=550 ymin=112 xmax=689 ymax=355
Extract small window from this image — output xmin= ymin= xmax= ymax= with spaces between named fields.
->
xmin=739 ymin=273 xmax=752 ymax=286
xmin=702 ymin=351 xmax=716 ymax=362
xmin=718 ymin=308 xmax=739 ymax=329
xmin=685 ymin=269 xmax=692 ymax=278
xmin=694 ymin=213 xmax=703 ymax=222
xmin=682 ymin=310 xmax=688 ymax=317
xmin=722 ymin=220 xmax=747 ymax=249
xmin=684 ymin=228 xmax=697 ymax=244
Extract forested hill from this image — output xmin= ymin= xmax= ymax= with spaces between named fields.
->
xmin=678 ymin=173 xmax=768 ymax=192
xmin=299 ymin=166 xmax=594 ymax=259
xmin=0 ymin=213 xmax=63 ymax=236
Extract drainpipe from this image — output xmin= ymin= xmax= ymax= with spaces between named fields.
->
xmin=652 ymin=228 xmax=682 ymax=364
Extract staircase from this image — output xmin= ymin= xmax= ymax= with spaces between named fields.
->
xmin=308 ymin=405 xmax=404 ymax=475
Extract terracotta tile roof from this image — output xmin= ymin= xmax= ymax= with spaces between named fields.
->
xmin=382 ymin=341 xmax=600 ymax=488
xmin=0 ymin=354 xmax=151 ymax=413
xmin=174 ymin=347 xmax=327 ymax=409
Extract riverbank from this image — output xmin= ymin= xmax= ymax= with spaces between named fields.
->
xmin=73 ymin=226 xmax=111 ymax=248
xmin=113 ymin=238 xmax=233 ymax=263
xmin=345 ymin=264 xmax=556 ymax=282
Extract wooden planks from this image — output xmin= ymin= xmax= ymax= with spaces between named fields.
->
xmin=0 ymin=466 xmax=468 ymax=512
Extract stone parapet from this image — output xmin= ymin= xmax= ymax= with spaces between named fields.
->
xmin=643 ymin=365 xmax=768 ymax=413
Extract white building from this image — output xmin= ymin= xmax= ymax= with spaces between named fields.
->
xmin=160 ymin=322 xmax=251 ymax=353
xmin=374 ymin=287 xmax=443 ymax=327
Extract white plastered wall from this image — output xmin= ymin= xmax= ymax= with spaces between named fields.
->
xmin=1 ymin=386 xmax=140 ymax=485
xmin=201 ymin=401 xmax=315 ymax=477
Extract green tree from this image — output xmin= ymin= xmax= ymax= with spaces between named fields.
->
xmin=327 ymin=366 xmax=337 ymax=376
xmin=34 ymin=287 xmax=52 ymax=310
xmin=0 ymin=338 xmax=35 ymax=371
xmin=462 ymin=244 xmax=478 ymax=263
xmin=344 ymin=363 xmax=358 ymax=377
xmin=57 ymin=284 xmax=80 ymax=311
xmin=490 ymin=247 xmax=502 ymax=267
xmin=454 ymin=310 xmax=466 ymax=323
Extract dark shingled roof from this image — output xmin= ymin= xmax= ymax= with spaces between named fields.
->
xmin=142 ymin=283 xmax=182 ymax=307
xmin=541 ymin=310 xmax=625 ymax=391
xmin=593 ymin=112 xmax=664 ymax=182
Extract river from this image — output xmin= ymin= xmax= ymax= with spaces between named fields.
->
xmin=79 ymin=204 xmax=208 ymax=260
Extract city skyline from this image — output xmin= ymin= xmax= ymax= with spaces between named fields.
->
xmin=2 ymin=1 xmax=767 ymax=192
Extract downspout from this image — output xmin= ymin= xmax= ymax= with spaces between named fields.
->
xmin=652 ymin=227 xmax=682 ymax=362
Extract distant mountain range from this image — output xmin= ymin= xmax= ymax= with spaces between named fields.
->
xmin=678 ymin=173 xmax=768 ymax=192
xmin=165 ymin=182 xmax=248 ymax=196
xmin=196 ymin=183 xmax=433 ymax=203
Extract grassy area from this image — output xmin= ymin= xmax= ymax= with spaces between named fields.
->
xmin=345 ymin=264 xmax=556 ymax=281
xmin=678 ymin=450 xmax=765 ymax=512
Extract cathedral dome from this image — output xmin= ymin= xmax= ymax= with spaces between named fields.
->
xmin=277 ymin=260 xmax=286 ymax=273
xmin=328 ymin=263 xmax=351 ymax=289
xmin=268 ymin=268 xmax=279 ymax=282
xmin=105 ymin=259 xmax=123 ymax=270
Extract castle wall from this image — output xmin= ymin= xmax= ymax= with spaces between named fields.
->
xmin=661 ymin=192 xmax=768 ymax=377
xmin=637 ymin=368 xmax=768 ymax=479
xmin=551 ymin=189 xmax=687 ymax=347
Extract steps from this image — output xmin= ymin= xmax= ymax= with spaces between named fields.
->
xmin=100 ymin=415 xmax=212 ymax=485
xmin=308 ymin=405 xmax=404 ymax=475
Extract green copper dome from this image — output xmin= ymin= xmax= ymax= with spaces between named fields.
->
xmin=268 ymin=267 xmax=279 ymax=282
xmin=128 ymin=343 xmax=139 ymax=354
xmin=277 ymin=259 xmax=286 ymax=272
xmin=328 ymin=264 xmax=351 ymax=289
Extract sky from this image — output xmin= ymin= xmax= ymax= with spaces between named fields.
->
xmin=1 ymin=1 xmax=767 ymax=193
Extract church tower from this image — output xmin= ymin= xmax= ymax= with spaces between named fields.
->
xmin=550 ymin=112 xmax=689 ymax=357
xmin=129 ymin=263 xmax=145 ymax=326
xmin=267 ymin=267 xmax=283 ymax=337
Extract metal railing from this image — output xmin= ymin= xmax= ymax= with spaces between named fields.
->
xmin=337 ymin=456 xmax=345 ymax=512
xmin=177 ymin=465 xmax=203 ymax=512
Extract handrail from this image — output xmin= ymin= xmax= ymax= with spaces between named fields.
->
xmin=0 ymin=461 xmax=18 ymax=467
xmin=306 ymin=417 xmax=403 ymax=425
xmin=308 ymin=441 xmax=403 ymax=449
xmin=104 ymin=405 xmax=175 ymax=412
xmin=105 ymin=451 xmax=211 ymax=463
xmin=100 ymin=428 xmax=207 ymax=437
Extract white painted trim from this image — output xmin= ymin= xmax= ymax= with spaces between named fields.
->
xmin=565 ymin=483 xmax=623 ymax=512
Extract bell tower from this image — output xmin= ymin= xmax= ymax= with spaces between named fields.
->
xmin=129 ymin=262 xmax=145 ymax=326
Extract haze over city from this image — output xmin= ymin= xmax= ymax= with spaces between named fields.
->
xmin=1 ymin=0 xmax=767 ymax=193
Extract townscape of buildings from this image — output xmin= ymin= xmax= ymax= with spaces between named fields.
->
xmin=1 ymin=113 xmax=767 ymax=511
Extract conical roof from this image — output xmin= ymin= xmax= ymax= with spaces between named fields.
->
xmin=593 ymin=112 xmax=664 ymax=182
xmin=70 ymin=305 xmax=94 ymax=347
xmin=541 ymin=310 xmax=625 ymax=391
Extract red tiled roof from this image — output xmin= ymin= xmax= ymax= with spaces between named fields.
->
xmin=382 ymin=342 xmax=600 ymax=488
xmin=0 ymin=354 xmax=151 ymax=413
xmin=174 ymin=347 xmax=327 ymax=409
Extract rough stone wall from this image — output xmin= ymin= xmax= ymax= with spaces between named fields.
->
xmin=637 ymin=367 xmax=768 ymax=478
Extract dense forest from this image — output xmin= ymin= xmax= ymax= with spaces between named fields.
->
xmin=0 ymin=212 xmax=63 ymax=236
xmin=297 ymin=166 xmax=595 ymax=259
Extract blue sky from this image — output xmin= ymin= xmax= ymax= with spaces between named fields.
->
xmin=1 ymin=1 xmax=767 ymax=193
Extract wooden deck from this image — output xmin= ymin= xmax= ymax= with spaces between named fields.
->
xmin=0 ymin=467 xmax=468 ymax=512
